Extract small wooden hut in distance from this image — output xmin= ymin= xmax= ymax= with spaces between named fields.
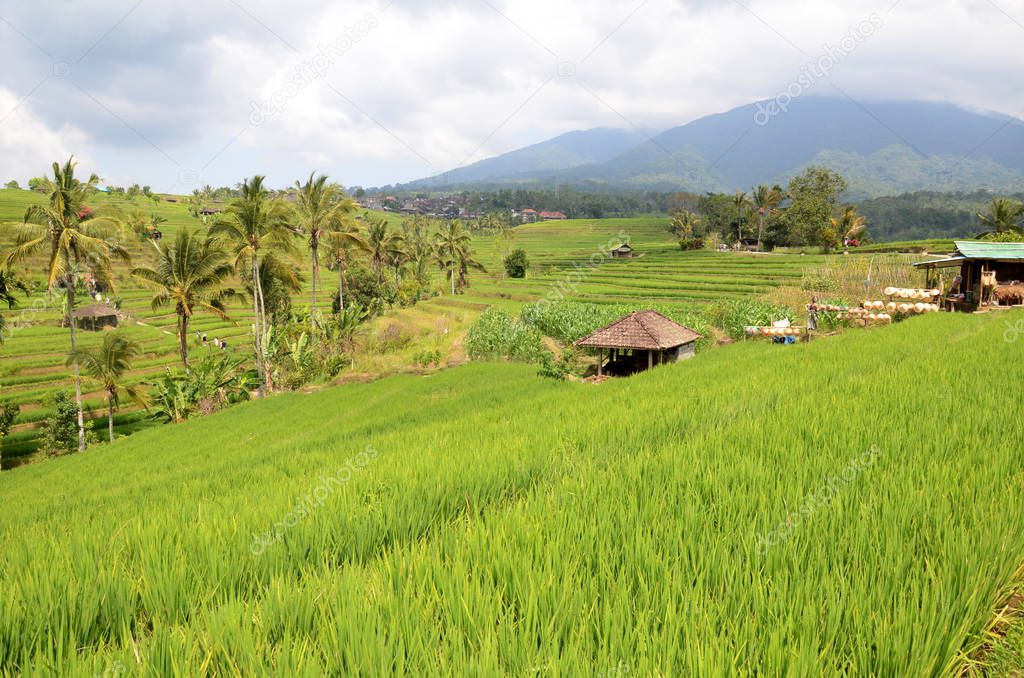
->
xmin=610 ymin=243 xmax=634 ymax=259
xmin=73 ymin=304 xmax=119 ymax=331
xmin=574 ymin=310 xmax=702 ymax=376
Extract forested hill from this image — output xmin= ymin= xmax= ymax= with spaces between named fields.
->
xmin=857 ymin=190 xmax=1024 ymax=242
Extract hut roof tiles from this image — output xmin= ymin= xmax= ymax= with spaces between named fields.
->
xmin=574 ymin=310 xmax=702 ymax=350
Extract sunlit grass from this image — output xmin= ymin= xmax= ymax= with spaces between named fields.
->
xmin=0 ymin=311 xmax=1021 ymax=674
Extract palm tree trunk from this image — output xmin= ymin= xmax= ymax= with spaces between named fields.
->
xmin=251 ymin=255 xmax=265 ymax=399
xmin=255 ymin=259 xmax=268 ymax=335
xmin=178 ymin=312 xmax=190 ymax=370
xmin=66 ymin=277 xmax=86 ymax=452
xmin=107 ymin=392 xmax=115 ymax=443
xmin=757 ymin=211 xmax=765 ymax=251
xmin=310 ymin=239 xmax=319 ymax=330
xmin=253 ymin=256 xmax=272 ymax=394
xmin=338 ymin=251 xmax=347 ymax=311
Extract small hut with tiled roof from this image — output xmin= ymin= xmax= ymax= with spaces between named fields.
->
xmin=574 ymin=310 xmax=701 ymax=376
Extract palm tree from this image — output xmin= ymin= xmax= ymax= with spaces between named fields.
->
xmin=732 ymin=190 xmax=752 ymax=242
xmin=831 ymin=205 xmax=869 ymax=245
xmin=977 ymin=198 xmax=1024 ymax=235
xmin=2 ymin=157 xmax=127 ymax=452
xmin=67 ymin=331 xmax=147 ymax=442
xmin=364 ymin=216 xmax=404 ymax=285
xmin=323 ymin=222 xmax=369 ymax=311
xmin=390 ymin=235 xmax=409 ymax=284
xmin=246 ymin=252 xmax=304 ymax=333
xmin=210 ymin=176 xmax=297 ymax=396
xmin=669 ymin=210 xmax=701 ymax=238
xmin=751 ymin=184 xmax=785 ymax=250
xmin=404 ymin=217 xmax=437 ymax=289
xmin=293 ymin=173 xmax=358 ymax=329
xmin=132 ymin=229 xmax=236 ymax=369
xmin=434 ymin=220 xmax=485 ymax=294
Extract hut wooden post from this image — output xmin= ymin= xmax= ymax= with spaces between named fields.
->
xmin=647 ymin=351 xmax=653 ymax=369
xmin=597 ymin=348 xmax=603 ymax=377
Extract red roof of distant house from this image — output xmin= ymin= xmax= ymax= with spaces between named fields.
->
xmin=522 ymin=208 xmax=537 ymax=213
xmin=539 ymin=211 xmax=567 ymax=219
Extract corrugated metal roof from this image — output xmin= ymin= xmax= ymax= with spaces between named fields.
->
xmin=574 ymin=311 xmax=702 ymax=350
xmin=954 ymin=240 xmax=1024 ymax=260
xmin=913 ymin=255 xmax=965 ymax=269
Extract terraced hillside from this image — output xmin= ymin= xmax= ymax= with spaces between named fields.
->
xmin=0 ymin=193 xmax=922 ymax=461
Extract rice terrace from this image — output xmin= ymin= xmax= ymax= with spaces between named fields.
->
xmin=3 ymin=1 xmax=1024 ymax=676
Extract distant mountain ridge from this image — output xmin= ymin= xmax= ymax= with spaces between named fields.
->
xmin=406 ymin=128 xmax=647 ymax=189
xmin=396 ymin=98 xmax=1024 ymax=198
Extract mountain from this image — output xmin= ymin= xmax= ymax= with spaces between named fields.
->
xmin=399 ymin=99 xmax=1024 ymax=198
xmin=404 ymin=127 xmax=647 ymax=189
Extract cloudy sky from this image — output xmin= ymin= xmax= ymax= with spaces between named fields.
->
xmin=1 ymin=0 xmax=1022 ymax=191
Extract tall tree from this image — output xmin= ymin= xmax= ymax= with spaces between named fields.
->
xmin=210 ymin=176 xmax=297 ymax=397
xmin=2 ymin=157 xmax=127 ymax=451
xmin=364 ymin=216 xmax=404 ymax=285
xmin=132 ymin=229 xmax=236 ymax=369
xmin=977 ymin=198 xmax=1024 ymax=235
xmin=67 ymin=331 xmax=148 ymax=442
xmin=404 ymin=216 xmax=437 ymax=289
xmin=434 ymin=220 xmax=485 ymax=294
xmin=781 ymin=167 xmax=848 ymax=249
xmin=668 ymin=210 xmax=701 ymax=238
xmin=732 ymin=190 xmax=752 ymax=242
xmin=293 ymin=173 xmax=358 ymax=329
xmin=323 ymin=222 xmax=369 ymax=312
xmin=751 ymin=184 xmax=785 ymax=250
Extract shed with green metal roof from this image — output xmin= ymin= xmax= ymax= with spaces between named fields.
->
xmin=914 ymin=241 xmax=1024 ymax=309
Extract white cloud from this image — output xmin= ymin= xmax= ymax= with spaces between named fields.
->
xmin=0 ymin=0 xmax=1022 ymax=187
xmin=0 ymin=87 xmax=92 ymax=183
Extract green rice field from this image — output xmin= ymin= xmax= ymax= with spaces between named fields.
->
xmin=0 ymin=310 xmax=1021 ymax=674
xmin=0 ymin=190 xmax=945 ymax=461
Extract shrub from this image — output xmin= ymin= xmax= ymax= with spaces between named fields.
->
xmin=39 ymin=392 xmax=79 ymax=456
xmin=149 ymin=354 xmax=251 ymax=423
xmin=412 ymin=349 xmax=443 ymax=368
xmin=466 ymin=309 xmax=543 ymax=362
xmin=335 ymin=261 xmax=396 ymax=318
xmin=678 ymin=237 xmax=704 ymax=251
xmin=503 ymin=249 xmax=529 ymax=278
xmin=0 ymin=400 xmax=19 ymax=470
xmin=376 ymin=324 xmax=413 ymax=353
xmin=537 ymin=348 xmax=575 ymax=380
